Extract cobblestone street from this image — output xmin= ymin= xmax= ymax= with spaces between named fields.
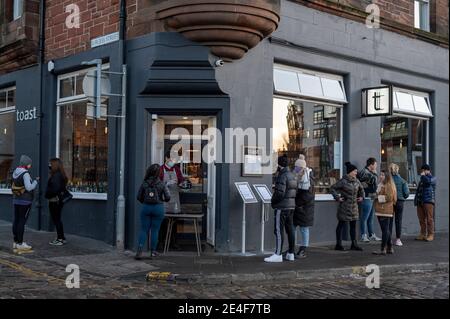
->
xmin=0 ymin=250 xmax=448 ymax=299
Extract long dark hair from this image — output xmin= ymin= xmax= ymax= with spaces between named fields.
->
xmin=144 ymin=164 xmax=160 ymax=181
xmin=49 ymin=158 xmax=68 ymax=184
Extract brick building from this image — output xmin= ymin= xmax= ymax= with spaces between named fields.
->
xmin=0 ymin=1 xmax=448 ymax=253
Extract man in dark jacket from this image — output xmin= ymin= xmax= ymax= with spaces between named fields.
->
xmin=264 ymin=155 xmax=297 ymax=263
xmin=414 ymin=164 xmax=437 ymax=242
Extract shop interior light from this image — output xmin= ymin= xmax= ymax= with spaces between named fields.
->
xmin=85 ymin=119 xmax=88 ymax=127
xmin=3 ymin=128 xmax=6 ymax=135
xmin=400 ymin=139 xmax=403 ymax=149
xmin=105 ymin=127 xmax=108 ymax=134
xmin=381 ymin=149 xmax=385 ymax=155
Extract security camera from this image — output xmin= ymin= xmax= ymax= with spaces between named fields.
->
xmin=151 ymin=114 xmax=158 ymax=121
xmin=215 ymin=59 xmax=225 ymax=67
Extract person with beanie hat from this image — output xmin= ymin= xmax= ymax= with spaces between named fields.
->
xmin=11 ymin=155 xmax=39 ymax=252
xmin=264 ymin=154 xmax=297 ymax=263
xmin=330 ymin=162 xmax=365 ymax=251
xmin=414 ymin=164 xmax=436 ymax=241
xmin=293 ymin=154 xmax=315 ymax=258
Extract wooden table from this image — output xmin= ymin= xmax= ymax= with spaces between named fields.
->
xmin=163 ymin=214 xmax=203 ymax=256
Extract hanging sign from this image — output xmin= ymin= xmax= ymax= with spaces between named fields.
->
xmin=362 ymin=86 xmax=393 ymax=117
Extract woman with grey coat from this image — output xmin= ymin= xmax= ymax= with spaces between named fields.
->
xmin=330 ymin=162 xmax=365 ymax=251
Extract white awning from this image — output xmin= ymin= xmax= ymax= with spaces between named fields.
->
xmin=274 ymin=65 xmax=347 ymax=104
xmin=393 ymin=87 xmax=433 ymax=119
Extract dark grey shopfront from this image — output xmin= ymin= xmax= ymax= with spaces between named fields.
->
xmin=0 ymin=2 xmax=448 ymax=253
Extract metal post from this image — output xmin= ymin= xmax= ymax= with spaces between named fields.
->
xmin=241 ymin=203 xmax=246 ymax=255
xmin=261 ymin=203 xmax=265 ymax=254
xmin=116 ymin=64 xmax=127 ymax=250
xmin=95 ymin=63 xmax=102 ymax=119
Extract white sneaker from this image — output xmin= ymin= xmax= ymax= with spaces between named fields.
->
xmin=394 ymin=239 xmax=403 ymax=246
xmin=369 ymin=234 xmax=382 ymax=241
xmin=13 ymin=242 xmax=17 ymax=249
xmin=16 ymin=242 xmax=32 ymax=250
xmin=264 ymin=254 xmax=283 ymax=263
xmin=285 ymin=253 xmax=295 ymax=261
xmin=361 ymin=234 xmax=370 ymax=242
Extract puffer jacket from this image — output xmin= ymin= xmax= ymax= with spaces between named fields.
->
xmin=374 ymin=184 xmax=397 ymax=217
xmin=330 ymin=175 xmax=365 ymax=222
xmin=271 ymin=167 xmax=297 ymax=210
xmin=392 ymin=174 xmax=410 ymax=201
xmin=414 ymin=174 xmax=437 ymax=206
xmin=357 ymin=167 xmax=378 ymax=198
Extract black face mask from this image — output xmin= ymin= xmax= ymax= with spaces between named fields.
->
xmin=48 ymin=165 xmax=52 ymax=170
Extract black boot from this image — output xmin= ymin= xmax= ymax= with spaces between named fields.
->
xmin=134 ymin=247 xmax=143 ymax=260
xmin=297 ymin=246 xmax=307 ymax=258
xmin=335 ymin=241 xmax=345 ymax=251
xmin=351 ymin=240 xmax=363 ymax=251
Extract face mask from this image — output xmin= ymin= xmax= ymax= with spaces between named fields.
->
xmin=49 ymin=165 xmax=52 ymax=170
xmin=167 ymin=161 xmax=175 ymax=168
xmin=294 ymin=167 xmax=301 ymax=173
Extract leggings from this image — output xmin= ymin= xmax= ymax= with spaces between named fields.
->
xmin=336 ymin=220 xmax=357 ymax=242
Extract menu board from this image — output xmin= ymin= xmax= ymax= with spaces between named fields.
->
xmin=235 ymin=182 xmax=258 ymax=203
xmin=253 ymin=184 xmax=272 ymax=203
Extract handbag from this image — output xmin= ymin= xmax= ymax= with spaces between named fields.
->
xmin=59 ymin=189 xmax=73 ymax=204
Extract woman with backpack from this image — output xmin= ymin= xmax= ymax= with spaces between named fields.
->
xmin=136 ymin=164 xmax=171 ymax=260
xmin=389 ymin=163 xmax=410 ymax=246
xmin=12 ymin=155 xmax=39 ymax=251
xmin=293 ymin=155 xmax=315 ymax=258
xmin=45 ymin=158 xmax=69 ymax=246
xmin=373 ymin=170 xmax=397 ymax=255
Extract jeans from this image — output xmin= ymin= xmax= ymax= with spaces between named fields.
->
xmin=297 ymin=226 xmax=310 ymax=247
xmin=12 ymin=204 xmax=32 ymax=244
xmin=377 ymin=217 xmax=393 ymax=250
xmin=336 ymin=220 xmax=357 ymax=243
xmin=49 ymin=202 xmax=65 ymax=240
xmin=360 ymin=198 xmax=375 ymax=237
xmin=394 ymin=201 xmax=404 ymax=239
xmin=137 ymin=204 xmax=165 ymax=251
xmin=274 ymin=209 xmax=295 ymax=255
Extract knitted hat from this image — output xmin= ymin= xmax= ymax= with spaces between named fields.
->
xmin=278 ymin=154 xmax=289 ymax=168
xmin=20 ymin=155 xmax=32 ymax=167
xmin=345 ymin=162 xmax=358 ymax=174
xmin=295 ymin=154 xmax=307 ymax=169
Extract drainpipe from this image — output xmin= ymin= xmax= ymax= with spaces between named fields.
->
xmin=37 ymin=0 xmax=46 ymax=230
xmin=115 ymin=0 xmax=127 ymax=250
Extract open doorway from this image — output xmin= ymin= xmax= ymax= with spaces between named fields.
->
xmin=150 ymin=115 xmax=217 ymax=248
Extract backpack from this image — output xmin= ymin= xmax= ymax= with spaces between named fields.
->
xmin=11 ymin=172 xmax=27 ymax=197
xmin=140 ymin=180 xmax=160 ymax=205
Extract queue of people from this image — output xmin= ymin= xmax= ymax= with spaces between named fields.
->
xmin=8 ymin=152 xmax=437 ymax=261
xmin=264 ymin=154 xmax=437 ymax=263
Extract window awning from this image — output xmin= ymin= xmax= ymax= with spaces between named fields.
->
xmin=393 ymin=87 xmax=433 ymax=119
xmin=274 ymin=65 xmax=347 ymax=104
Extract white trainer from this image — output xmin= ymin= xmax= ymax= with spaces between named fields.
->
xmin=285 ymin=253 xmax=295 ymax=261
xmin=16 ymin=242 xmax=32 ymax=250
xmin=361 ymin=234 xmax=370 ymax=242
xmin=264 ymin=254 xmax=283 ymax=263
xmin=394 ymin=239 xmax=403 ymax=246
xmin=369 ymin=234 xmax=382 ymax=241
xmin=13 ymin=242 xmax=17 ymax=249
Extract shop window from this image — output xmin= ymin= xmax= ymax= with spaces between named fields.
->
xmin=57 ymin=68 xmax=109 ymax=195
xmin=0 ymin=87 xmax=16 ymax=190
xmin=273 ymin=98 xmax=342 ymax=195
xmin=414 ymin=0 xmax=430 ymax=31
xmin=381 ymin=116 xmax=427 ymax=193
xmin=274 ymin=65 xmax=347 ymax=103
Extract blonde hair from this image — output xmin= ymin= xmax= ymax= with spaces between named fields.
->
xmin=384 ymin=171 xmax=397 ymax=203
xmin=389 ymin=163 xmax=400 ymax=175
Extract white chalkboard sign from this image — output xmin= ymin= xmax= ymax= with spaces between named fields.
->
xmin=235 ymin=182 xmax=258 ymax=204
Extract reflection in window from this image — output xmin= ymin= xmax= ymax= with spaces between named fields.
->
xmin=273 ymin=98 xmax=342 ymax=194
xmin=0 ymin=87 xmax=16 ymax=189
xmin=59 ymin=103 xmax=108 ymax=193
xmin=381 ymin=116 xmax=425 ymax=193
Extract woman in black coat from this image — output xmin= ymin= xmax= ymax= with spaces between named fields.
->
xmin=293 ymin=155 xmax=315 ymax=258
xmin=45 ymin=158 xmax=68 ymax=246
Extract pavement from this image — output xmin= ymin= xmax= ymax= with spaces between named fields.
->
xmin=0 ymin=220 xmax=448 ymax=286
